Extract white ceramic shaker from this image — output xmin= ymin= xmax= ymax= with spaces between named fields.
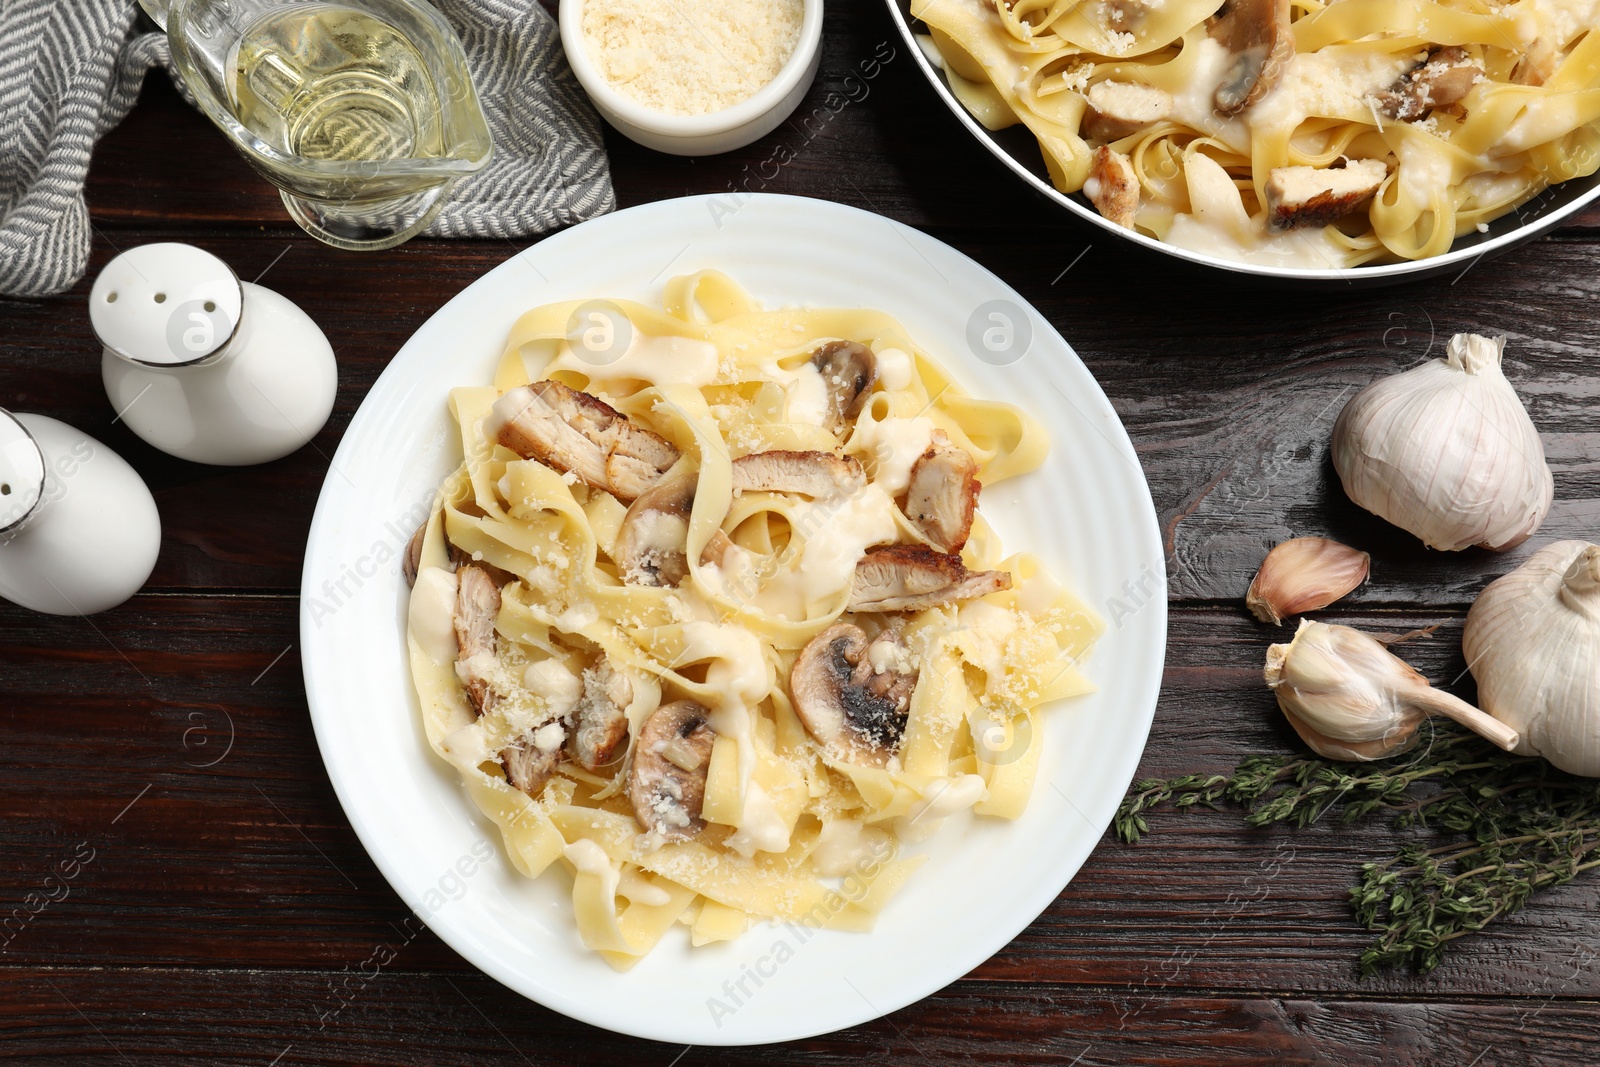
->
xmin=0 ymin=409 xmax=162 ymax=615
xmin=91 ymin=243 xmax=336 ymax=465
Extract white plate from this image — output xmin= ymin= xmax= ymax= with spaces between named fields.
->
xmin=300 ymin=193 xmax=1167 ymax=1045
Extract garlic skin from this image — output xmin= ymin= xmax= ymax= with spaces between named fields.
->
xmin=1463 ymin=540 xmax=1600 ymax=776
xmin=1265 ymin=620 xmax=1518 ymax=761
xmin=1331 ymin=333 xmax=1552 ymax=552
xmin=1246 ymin=536 xmax=1370 ymax=625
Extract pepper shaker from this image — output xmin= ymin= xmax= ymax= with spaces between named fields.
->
xmin=91 ymin=243 xmax=337 ymax=466
xmin=0 ymin=409 xmax=161 ymax=615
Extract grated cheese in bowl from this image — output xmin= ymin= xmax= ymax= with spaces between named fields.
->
xmin=580 ymin=0 xmax=805 ymax=116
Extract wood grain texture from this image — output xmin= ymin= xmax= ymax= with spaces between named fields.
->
xmin=3 ymin=0 xmax=1600 ymax=1062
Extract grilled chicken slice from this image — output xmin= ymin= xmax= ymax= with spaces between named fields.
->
xmin=614 ymin=466 xmax=696 ymax=587
xmin=627 ymin=700 xmax=715 ymax=840
xmin=901 ymin=431 xmax=980 ymax=553
xmin=1375 ymin=47 xmax=1480 ymax=121
xmin=849 ymin=544 xmax=1011 ymax=612
xmin=1265 ymin=159 xmax=1388 ymax=231
xmin=811 ymin=341 xmax=877 ymax=436
xmin=501 ymin=732 xmax=561 ymax=798
xmin=570 ymin=658 xmax=632 ymax=770
xmin=453 ymin=564 xmax=502 ymax=715
xmin=1081 ymin=80 xmax=1172 ymax=142
xmin=790 ymin=623 xmax=918 ymax=767
xmin=492 ymin=380 xmax=678 ymax=502
xmin=1208 ymin=0 xmax=1293 ymax=116
xmin=1085 ymin=146 xmax=1140 ymax=229
xmin=731 ymin=450 xmax=866 ymax=499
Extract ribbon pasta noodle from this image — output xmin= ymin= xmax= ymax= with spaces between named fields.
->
xmin=404 ymin=272 xmax=1103 ymax=967
xmin=914 ymin=0 xmax=1600 ymax=267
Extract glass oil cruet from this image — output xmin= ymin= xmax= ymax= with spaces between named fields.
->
xmin=138 ymin=0 xmax=493 ymax=250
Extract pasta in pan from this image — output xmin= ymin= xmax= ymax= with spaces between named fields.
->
xmin=913 ymin=0 xmax=1600 ymax=267
xmin=404 ymin=271 xmax=1102 ymax=967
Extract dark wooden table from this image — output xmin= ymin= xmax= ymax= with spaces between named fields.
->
xmin=5 ymin=4 xmax=1600 ymax=1064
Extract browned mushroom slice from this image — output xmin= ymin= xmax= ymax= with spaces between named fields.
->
xmin=627 ymin=700 xmax=715 ymax=840
xmin=1085 ymin=146 xmax=1140 ymax=230
xmin=1374 ymin=47 xmax=1480 ymax=121
xmin=570 ymin=658 xmax=632 ymax=770
xmin=492 ymin=380 xmax=679 ymax=502
xmin=403 ymin=519 xmax=427 ymax=588
xmin=1208 ymin=0 xmax=1293 ymax=117
xmin=454 ymin=564 xmax=502 ymax=715
xmin=1081 ymin=81 xmax=1172 ymax=142
xmin=849 ymin=544 xmax=1012 ymax=612
xmin=614 ymin=466 xmax=696 ymax=587
xmin=790 ymin=623 xmax=918 ymax=767
xmin=501 ymin=733 xmax=561 ymax=798
xmin=810 ymin=341 xmax=877 ymax=436
xmin=731 ymin=450 xmax=866 ymax=499
xmin=1265 ymin=159 xmax=1388 ymax=231
xmin=902 ymin=431 xmax=980 ymax=553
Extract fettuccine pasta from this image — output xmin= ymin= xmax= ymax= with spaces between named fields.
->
xmin=915 ymin=0 xmax=1600 ymax=267
xmin=404 ymin=271 xmax=1102 ymax=966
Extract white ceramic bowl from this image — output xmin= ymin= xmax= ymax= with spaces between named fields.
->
xmin=558 ymin=0 xmax=823 ymax=156
xmin=887 ymin=0 xmax=1600 ymax=287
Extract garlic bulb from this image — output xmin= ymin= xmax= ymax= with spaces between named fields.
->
xmin=1246 ymin=536 xmax=1370 ymax=625
xmin=1331 ymin=333 xmax=1552 ymax=552
xmin=1463 ymin=540 xmax=1600 ymax=776
xmin=1265 ymin=619 xmax=1518 ymax=761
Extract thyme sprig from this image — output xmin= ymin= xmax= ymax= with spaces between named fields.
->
xmin=1115 ymin=723 xmax=1600 ymax=974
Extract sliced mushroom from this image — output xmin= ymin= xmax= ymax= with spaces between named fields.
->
xmin=790 ymin=623 xmax=918 ymax=767
xmin=901 ymin=430 xmax=980 ymax=553
xmin=1208 ymin=0 xmax=1293 ymax=117
xmin=403 ymin=519 xmax=427 ymax=588
xmin=627 ymin=700 xmax=715 ymax=840
xmin=1512 ymin=38 xmax=1560 ymax=87
xmin=1085 ymin=145 xmax=1140 ymax=230
xmin=810 ymin=341 xmax=877 ymax=436
xmin=492 ymin=380 xmax=679 ymax=502
xmin=454 ymin=563 xmax=502 ymax=715
xmin=1081 ymin=80 xmax=1172 ymax=142
xmin=570 ymin=657 xmax=632 ymax=770
xmin=613 ymin=465 xmax=696 ymax=587
xmin=849 ymin=544 xmax=1012 ymax=612
xmin=731 ymin=450 xmax=866 ymax=499
xmin=501 ymin=728 xmax=562 ymax=799
xmin=1375 ymin=47 xmax=1480 ymax=121
xmin=1265 ymin=158 xmax=1388 ymax=231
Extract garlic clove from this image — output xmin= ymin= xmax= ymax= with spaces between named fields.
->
xmin=1331 ymin=333 xmax=1553 ymax=553
xmin=1246 ymin=536 xmax=1370 ymax=625
xmin=1464 ymin=540 xmax=1600 ymax=776
xmin=1265 ymin=619 xmax=1518 ymax=761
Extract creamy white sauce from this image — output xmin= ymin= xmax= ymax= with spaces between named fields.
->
xmin=440 ymin=721 xmax=492 ymax=767
xmin=794 ymin=484 xmax=899 ymax=603
xmin=725 ymin=780 xmax=791 ymax=857
xmin=958 ymin=601 xmax=1020 ymax=687
xmin=410 ymin=567 xmax=460 ymax=663
xmin=897 ymin=774 xmax=989 ymax=843
xmin=782 ymin=362 xmax=829 ymax=424
xmin=564 ymin=839 xmax=620 ymax=901
xmin=523 ymin=658 xmax=583 ymax=716
xmin=874 ymin=347 xmax=914 ymax=392
xmin=849 ymin=415 xmax=935 ymax=496
xmin=549 ymin=332 xmax=720 ymax=389
xmin=533 ymin=721 xmax=566 ymax=752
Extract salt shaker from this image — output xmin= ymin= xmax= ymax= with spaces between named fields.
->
xmin=91 ymin=243 xmax=337 ymax=466
xmin=0 ymin=410 xmax=161 ymax=615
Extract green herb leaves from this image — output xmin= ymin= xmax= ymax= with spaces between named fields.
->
xmin=1115 ymin=724 xmax=1600 ymax=974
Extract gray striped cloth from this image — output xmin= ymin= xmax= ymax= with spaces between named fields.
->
xmin=0 ymin=0 xmax=614 ymax=298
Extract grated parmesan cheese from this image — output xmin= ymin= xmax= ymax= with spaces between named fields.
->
xmin=581 ymin=0 xmax=805 ymax=116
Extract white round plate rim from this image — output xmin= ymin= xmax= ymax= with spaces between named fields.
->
xmin=300 ymin=193 xmax=1167 ymax=1046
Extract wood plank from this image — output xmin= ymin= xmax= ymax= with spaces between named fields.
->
xmin=1 ymin=969 xmax=1596 ymax=1066
xmin=4 ymin=596 xmax=1597 ymax=999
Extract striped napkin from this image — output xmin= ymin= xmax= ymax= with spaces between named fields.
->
xmin=0 ymin=0 xmax=614 ymax=298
